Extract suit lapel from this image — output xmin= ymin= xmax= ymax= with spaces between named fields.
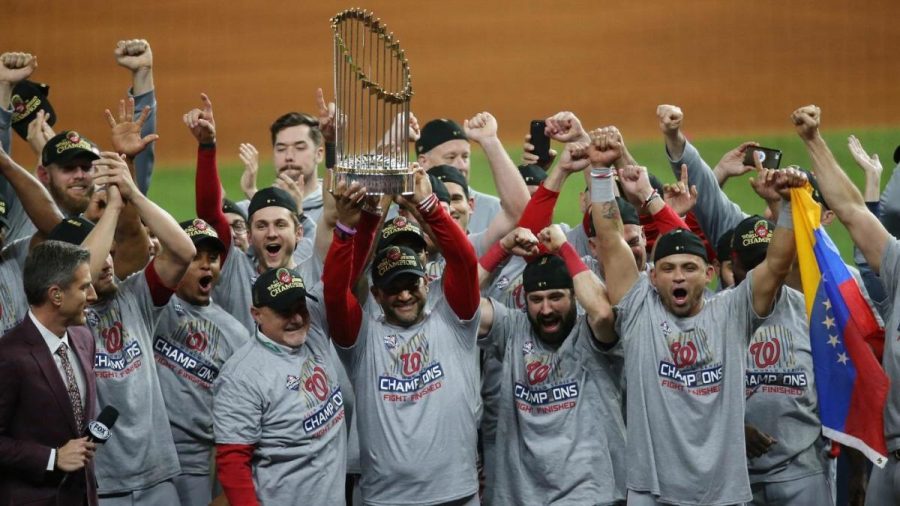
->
xmin=25 ymin=318 xmax=80 ymax=435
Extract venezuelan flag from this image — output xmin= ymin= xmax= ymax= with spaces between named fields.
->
xmin=791 ymin=184 xmax=889 ymax=467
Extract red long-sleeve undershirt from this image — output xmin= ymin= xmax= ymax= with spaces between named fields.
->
xmin=216 ymin=443 xmax=258 ymax=506
xmin=518 ymin=183 xmax=559 ymax=258
xmin=324 ymin=197 xmax=480 ymax=347
xmin=195 ymin=145 xmax=233 ymax=261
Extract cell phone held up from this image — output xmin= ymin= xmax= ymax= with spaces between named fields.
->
xmin=530 ymin=120 xmax=552 ymax=166
xmin=743 ymin=146 xmax=782 ymax=170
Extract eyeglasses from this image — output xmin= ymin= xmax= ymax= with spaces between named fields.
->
xmin=230 ymin=220 xmax=248 ymax=233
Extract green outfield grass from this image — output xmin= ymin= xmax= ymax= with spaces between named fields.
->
xmin=148 ymin=127 xmax=900 ymax=263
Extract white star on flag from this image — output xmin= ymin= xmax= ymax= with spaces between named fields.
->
xmin=823 ymin=315 xmax=836 ymax=329
xmin=837 ymin=352 xmax=849 ymax=365
xmin=828 ymin=335 xmax=840 ymax=347
xmin=823 ymin=300 xmax=832 ymax=310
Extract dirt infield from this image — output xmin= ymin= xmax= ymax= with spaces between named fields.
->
xmin=3 ymin=0 xmax=898 ymax=164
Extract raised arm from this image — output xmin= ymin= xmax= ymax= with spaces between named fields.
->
xmin=589 ymin=129 xmax=640 ymax=305
xmin=878 ymin=157 xmax=900 ymax=239
xmin=792 ymin=105 xmax=890 ymax=273
xmin=186 ymin=94 xmax=232 ymax=256
xmin=409 ymin=166 xmax=480 ymax=319
xmin=323 ymin=180 xmax=367 ymax=347
xmin=93 ymin=154 xmax=195 ymax=290
xmin=657 ymin=104 xmax=746 ymax=245
xmin=0 ymin=146 xmax=63 ymax=235
xmin=82 ymin=185 xmax=124 ymax=280
xmin=749 ymin=164 xmax=807 ymax=316
xmin=0 ymin=52 xmax=37 ymax=154
xmin=465 ymin=112 xmax=530 ymax=250
xmin=115 ymin=39 xmax=156 ymax=194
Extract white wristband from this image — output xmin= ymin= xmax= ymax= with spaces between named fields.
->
xmin=590 ymin=167 xmax=615 ymax=203
xmin=776 ymin=198 xmax=793 ymax=230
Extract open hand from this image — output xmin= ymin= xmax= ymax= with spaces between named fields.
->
xmin=106 ymin=96 xmax=158 ymax=157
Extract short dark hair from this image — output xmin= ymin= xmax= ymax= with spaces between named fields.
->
xmin=270 ymin=112 xmax=323 ymax=147
xmin=24 ymin=240 xmax=90 ymax=305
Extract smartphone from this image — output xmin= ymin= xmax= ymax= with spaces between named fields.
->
xmin=530 ymin=120 xmax=552 ymax=165
xmin=743 ymin=146 xmax=782 ymax=170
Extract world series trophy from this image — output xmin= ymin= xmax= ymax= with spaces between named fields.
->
xmin=330 ymin=8 xmax=415 ymax=195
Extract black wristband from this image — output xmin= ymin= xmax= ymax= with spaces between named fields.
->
xmin=199 ymin=142 xmax=216 ymax=150
xmin=325 ymin=142 xmax=336 ymax=169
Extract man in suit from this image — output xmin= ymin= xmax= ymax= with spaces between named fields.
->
xmin=0 ymin=240 xmax=100 ymax=506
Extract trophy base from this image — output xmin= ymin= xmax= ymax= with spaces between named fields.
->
xmin=329 ymin=169 xmax=415 ymax=196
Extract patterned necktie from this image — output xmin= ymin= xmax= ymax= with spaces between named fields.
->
xmin=56 ymin=342 xmax=85 ymax=432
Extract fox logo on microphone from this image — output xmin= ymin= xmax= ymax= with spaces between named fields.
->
xmin=87 ymin=420 xmax=111 ymax=443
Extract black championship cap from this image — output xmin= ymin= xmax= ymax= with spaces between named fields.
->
xmin=716 ymin=227 xmax=735 ymax=264
xmin=372 ymin=245 xmax=426 ymax=289
xmin=730 ymin=215 xmax=773 ymax=270
xmin=247 ymin=187 xmax=297 ymax=219
xmin=11 ymin=80 xmax=56 ymax=140
xmin=48 ymin=216 xmax=95 ymax=245
xmin=523 ymin=254 xmax=573 ymax=293
xmin=585 ymin=197 xmax=640 ymax=238
xmin=415 ymin=118 xmax=467 ymax=155
xmin=518 ymin=164 xmax=547 ymax=186
xmin=252 ymin=267 xmax=317 ymax=312
xmin=222 ymin=198 xmax=247 ymax=222
xmin=429 ymin=174 xmax=451 ymax=204
xmin=428 ymin=164 xmax=469 ymax=198
xmin=378 ymin=216 xmax=427 ymax=252
xmin=894 ymin=145 xmax=900 ymax=165
xmin=653 ymin=228 xmax=708 ymax=263
xmin=180 ymin=218 xmax=225 ymax=252
xmin=41 ymin=130 xmax=100 ymax=167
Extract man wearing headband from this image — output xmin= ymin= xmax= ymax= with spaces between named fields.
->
xmin=417 ymin=114 xmax=529 ymax=239
xmin=151 ymin=219 xmax=246 ymax=506
xmin=589 ymin=129 xmax=805 ymax=505
xmin=323 ymin=167 xmax=481 ymax=505
xmin=215 ymin=267 xmax=346 ymax=506
xmin=475 ymin=224 xmax=625 ymax=504
xmin=728 ymin=215 xmax=831 ymax=505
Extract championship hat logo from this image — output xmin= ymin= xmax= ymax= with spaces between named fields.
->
xmin=11 ymin=95 xmax=25 ymax=115
xmin=277 ymin=268 xmax=293 ymax=285
xmin=67 ymin=131 xmax=81 ymax=144
xmin=194 ymin=219 xmax=208 ymax=231
xmin=394 ymin=216 xmax=408 ymax=228
xmin=754 ymin=221 xmax=769 ymax=239
xmin=387 ymin=246 xmax=402 ymax=262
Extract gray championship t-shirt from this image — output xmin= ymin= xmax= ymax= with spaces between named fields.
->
xmin=878 ymin=239 xmax=900 ymax=451
xmin=214 ymin=324 xmax=347 ymax=505
xmin=338 ymin=296 xmax=482 ymax=505
xmin=468 ymin=188 xmax=501 ymax=236
xmin=615 ymin=272 xmax=764 ymax=505
xmin=153 ymin=296 xmax=248 ymax=474
xmin=481 ymin=300 xmax=626 ymax=505
xmin=0 ymin=242 xmax=27 ymax=335
xmin=745 ymin=286 xmax=826 ymax=483
xmin=86 ymin=271 xmax=181 ymax=494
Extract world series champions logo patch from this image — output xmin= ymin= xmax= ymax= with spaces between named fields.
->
xmin=745 ymin=324 xmax=808 ymax=396
xmin=658 ymin=328 xmax=724 ymax=395
xmin=378 ymin=331 xmax=445 ymax=402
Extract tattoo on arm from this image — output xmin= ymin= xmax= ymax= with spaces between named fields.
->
xmin=600 ymin=201 xmax=624 ymax=233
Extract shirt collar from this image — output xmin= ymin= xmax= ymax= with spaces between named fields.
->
xmin=255 ymin=327 xmax=303 ymax=355
xmin=28 ymin=311 xmax=70 ymax=355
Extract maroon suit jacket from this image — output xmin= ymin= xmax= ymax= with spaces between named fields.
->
xmin=0 ymin=316 xmax=98 ymax=506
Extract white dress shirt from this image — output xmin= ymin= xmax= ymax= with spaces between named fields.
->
xmin=29 ymin=311 xmax=88 ymax=470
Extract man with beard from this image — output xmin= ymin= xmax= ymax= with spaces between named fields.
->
xmin=188 ymin=94 xmax=317 ymax=332
xmin=589 ymin=124 xmax=805 ymax=505
xmin=49 ymin=155 xmax=195 ymax=505
xmin=214 ymin=267 xmax=347 ymax=506
xmin=475 ymin=224 xmax=626 ymax=505
xmin=323 ymin=168 xmax=482 ymax=505
xmin=152 ymin=219 xmax=246 ymax=506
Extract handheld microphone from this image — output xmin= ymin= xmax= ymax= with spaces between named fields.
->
xmin=85 ymin=406 xmax=119 ymax=444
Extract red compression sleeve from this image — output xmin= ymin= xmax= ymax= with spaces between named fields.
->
xmin=558 ymin=242 xmax=589 ymax=277
xmin=640 ymin=213 xmax=660 ymax=255
xmin=422 ymin=200 xmax=479 ymax=320
xmin=195 ymin=145 xmax=233 ymax=258
xmin=144 ymin=260 xmax=175 ymax=306
xmin=216 ymin=444 xmax=259 ymax=506
xmin=323 ymin=232 xmax=363 ymax=347
xmin=350 ymin=211 xmax=381 ymax=282
xmin=650 ymin=202 xmax=690 ymax=235
xmin=479 ymin=242 xmax=510 ymax=274
xmin=518 ymin=184 xmax=559 ymax=233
